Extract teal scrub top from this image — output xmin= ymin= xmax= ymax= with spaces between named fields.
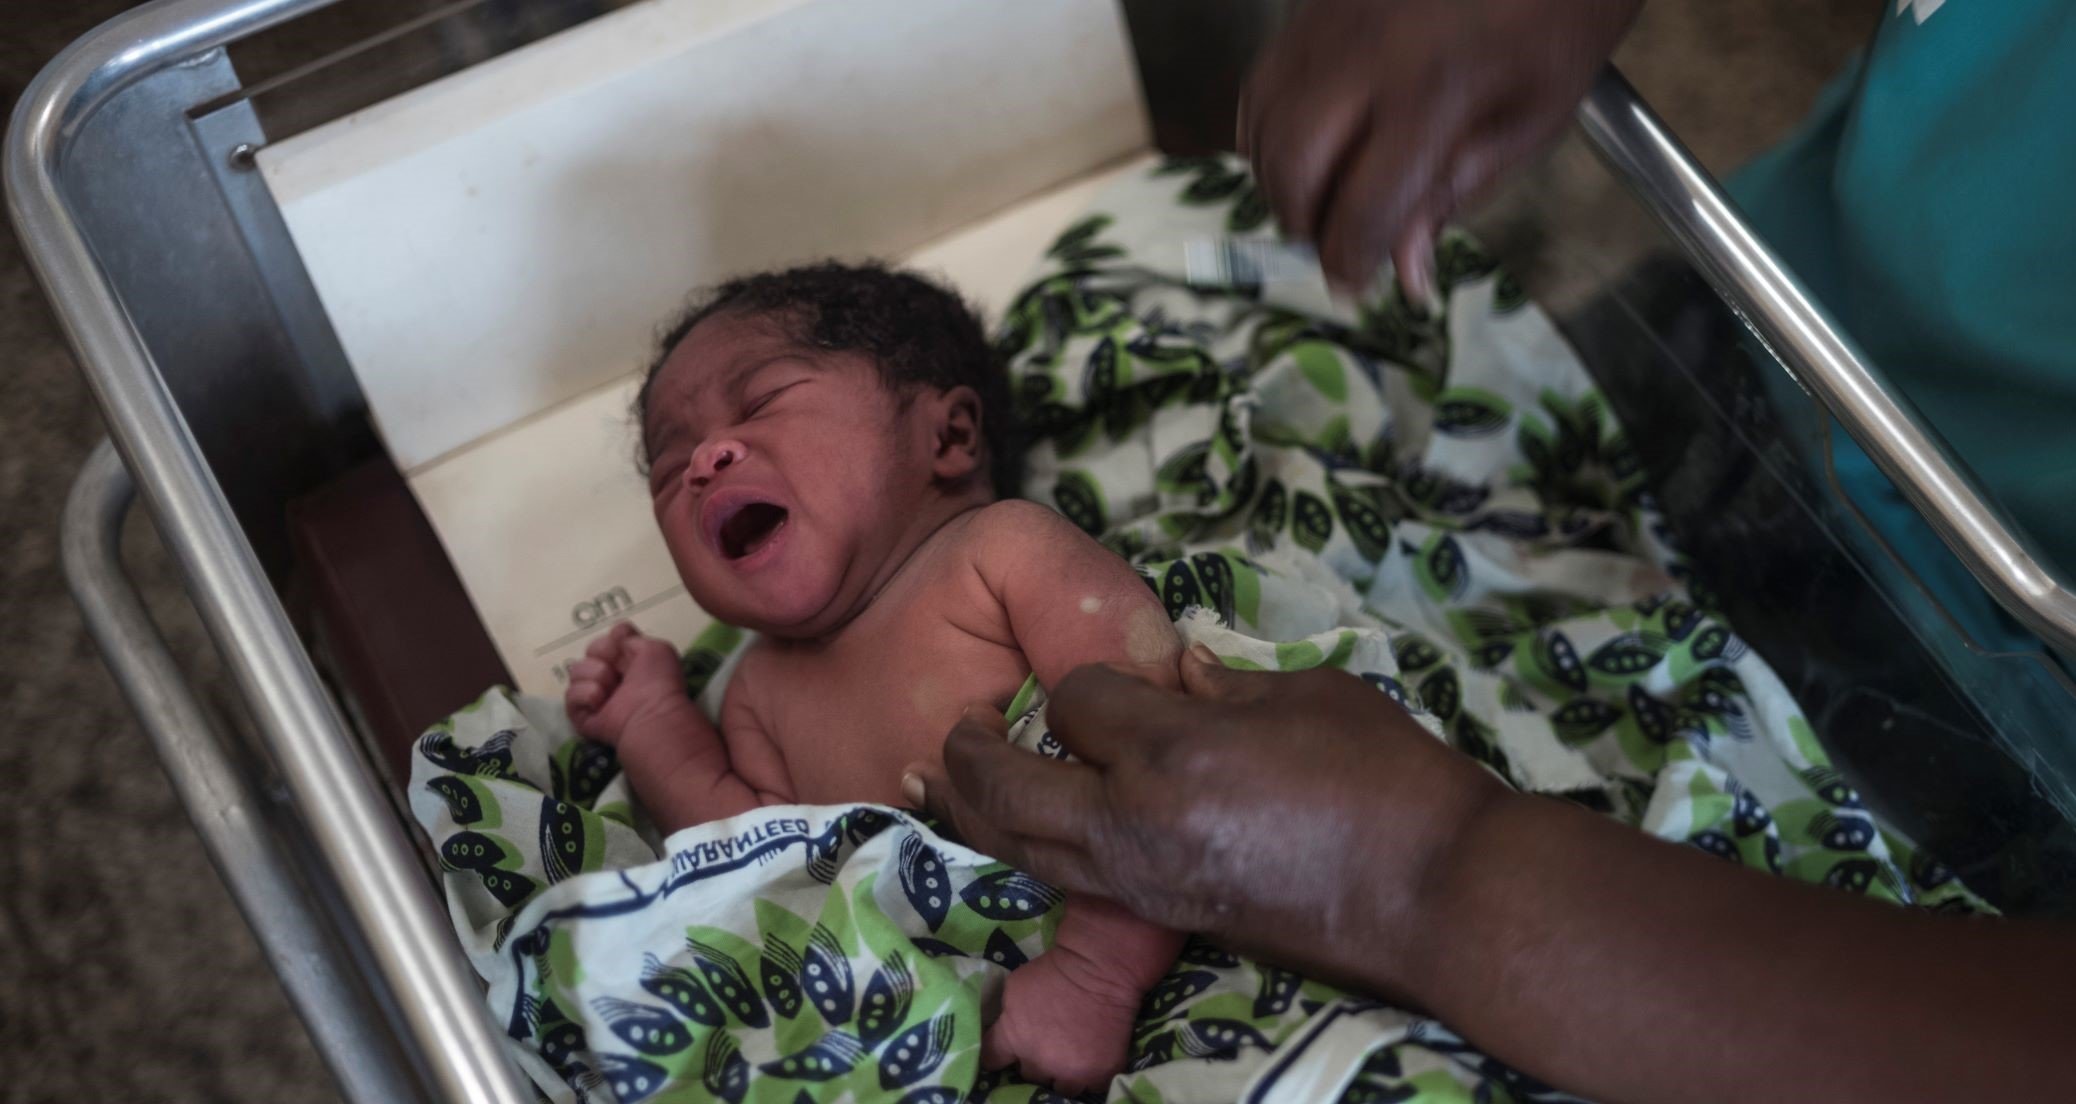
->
xmin=1730 ymin=1 xmax=2076 ymax=642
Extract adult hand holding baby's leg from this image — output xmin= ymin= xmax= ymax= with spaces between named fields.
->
xmin=906 ymin=653 xmax=1509 ymax=1001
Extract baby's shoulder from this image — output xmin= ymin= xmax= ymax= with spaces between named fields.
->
xmin=955 ymin=498 xmax=1096 ymax=559
xmin=948 ymin=499 xmax=1132 ymax=601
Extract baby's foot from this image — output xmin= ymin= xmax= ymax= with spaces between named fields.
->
xmin=984 ymin=946 xmax=1140 ymax=1097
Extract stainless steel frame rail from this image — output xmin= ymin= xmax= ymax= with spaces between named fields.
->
xmin=1577 ymin=70 xmax=2076 ymax=658
xmin=61 ymin=442 xmax=423 ymax=1104
xmin=12 ymin=3 xmax=2074 ymax=1098
xmin=7 ymin=2 xmax=532 ymax=1103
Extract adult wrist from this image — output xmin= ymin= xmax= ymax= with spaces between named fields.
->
xmin=1374 ymin=775 xmax=1524 ymax=1003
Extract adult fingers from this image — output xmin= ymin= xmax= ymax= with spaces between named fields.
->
xmin=1235 ymin=25 xmax=1299 ymax=159
xmin=1241 ymin=15 xmax=1373 ymax=244
xmin=1235 ymin=67 xmax=1262 ymax=157
xmin=1042 ymin=664 xmax=1192 ymax=766
xmin=903 ymin=758 xmax=1017 ymax=858
xmin=1249 ymin=83 xmax=1368 ymax=246
xmin=566 ymin=657 xmax=614 ymax=685
xmin=1380 ymin=107 xmax=1567 ymax=309
xmin=1313 ymin=102 xmax=1454 ymax=294
xmin=1446 ymin=100 xmax=1577 ymax=218
xmin=937 ymin=711 xmax=1110 ymax=847
xmin=1391 ymin=217 xmax=1439 ymax=312
xmin=906 ymin=751 xmax=1109 ymax=898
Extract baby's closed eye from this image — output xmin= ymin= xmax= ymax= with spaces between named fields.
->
xmin=649 ymin=455 xmax=689 ymax=495
xmin=743 ymin=381 xmax=796 ymax=418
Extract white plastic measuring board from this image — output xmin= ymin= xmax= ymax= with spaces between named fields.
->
xmin=263 ymin=0 xmax=1148 ymax=473
xmin=260 ymin=0 xmax=1153 ymax=694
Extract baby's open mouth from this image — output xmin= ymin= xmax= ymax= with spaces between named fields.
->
xmin=717 ymin=501 xmax=789 ymax=560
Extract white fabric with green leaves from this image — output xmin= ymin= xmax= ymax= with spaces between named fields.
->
xmin=410 ymin=156 xmax=1983 ymax=1104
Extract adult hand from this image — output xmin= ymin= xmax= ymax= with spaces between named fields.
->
xmin=903 ymin=647 xmax=1507 ymax=993
xmin=912 ymin=650 xmax=2076 ymax=1104
xmin=1239 ymin=0 xmax=1642 ymax=297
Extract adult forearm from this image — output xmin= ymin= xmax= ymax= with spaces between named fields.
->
xmin=911 ymin=657 xmax=2076 ymax=1101
xmin=1398 ymin=793 xmax=2076 ymax=1103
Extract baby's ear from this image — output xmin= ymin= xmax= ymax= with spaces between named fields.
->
xmin=928 ymin=385 xmax=985 ymax=482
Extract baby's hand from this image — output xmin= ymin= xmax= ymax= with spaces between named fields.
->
xmin=564 ymin=622 xmax=699 ymax=747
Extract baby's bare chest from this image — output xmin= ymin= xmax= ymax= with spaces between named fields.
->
xmin=751 ymin=597 xmax=1031 ymax=804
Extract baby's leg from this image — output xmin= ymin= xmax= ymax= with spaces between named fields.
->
xmin=985 ymin=895 xmax=1184 ymax=1094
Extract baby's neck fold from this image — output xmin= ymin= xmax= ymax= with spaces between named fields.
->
xmin=778 ymin=484 xmax=995 ymax=646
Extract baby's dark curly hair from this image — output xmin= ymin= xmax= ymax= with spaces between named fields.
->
xmin=638 ymin=261 xmax=1021 ymax=499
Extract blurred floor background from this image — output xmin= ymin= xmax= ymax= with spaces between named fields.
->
xmin=0 ymin=1 xmax=1872 ymax=1099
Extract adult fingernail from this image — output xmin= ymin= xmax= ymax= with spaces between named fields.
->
xmin=1402 ymin=265 xmax=1434 ymax=313
xmin=901 ymin=772 xmax=926 ymax=808
xmin=1188 ymin=643 xmax=1220 ymax=666
xmin=960 ymin=702 xmax=999 ymax=724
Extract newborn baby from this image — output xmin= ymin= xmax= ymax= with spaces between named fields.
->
xmin=564 ymin=263 xmax=1184 ymax=1092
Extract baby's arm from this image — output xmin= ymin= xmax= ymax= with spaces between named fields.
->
xmin=967 ymin=500 xmax=1183 ymax=693
xmin=965 ymin=502 xmax=1187 ymax=1090
xmin=564 ymin=622 xmax=786 ymax=834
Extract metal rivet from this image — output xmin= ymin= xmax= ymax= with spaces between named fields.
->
xmin=228 ymin=143 xmax=259 ymax=170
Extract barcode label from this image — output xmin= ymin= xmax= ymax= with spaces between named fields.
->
xmin=1182 ymin=238 xmax=1320 ymax=287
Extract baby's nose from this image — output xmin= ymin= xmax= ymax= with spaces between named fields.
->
xmin=687 ymin=439 xmax=747 ymax=486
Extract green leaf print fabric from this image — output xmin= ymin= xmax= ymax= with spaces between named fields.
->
xmin=411 ymin=156 xmax=1985 ymax=1104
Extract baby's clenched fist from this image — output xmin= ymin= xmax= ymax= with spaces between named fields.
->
xmin=563 ymin=622 xmax=699 ymax=746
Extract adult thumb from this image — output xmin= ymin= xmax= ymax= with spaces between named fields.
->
xmin=1178 ymin=643 xmax=1272 ymax=704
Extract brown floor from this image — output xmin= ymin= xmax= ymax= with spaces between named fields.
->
xmin=0 ymin=2 xmax=1873 ymax=1100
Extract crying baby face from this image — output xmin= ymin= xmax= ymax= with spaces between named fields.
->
xmin=640 ymin=308 xmax=983 ymax=639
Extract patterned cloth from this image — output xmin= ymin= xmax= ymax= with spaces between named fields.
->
xmin=411 ymin=157 xmax=1983 ymax=1104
